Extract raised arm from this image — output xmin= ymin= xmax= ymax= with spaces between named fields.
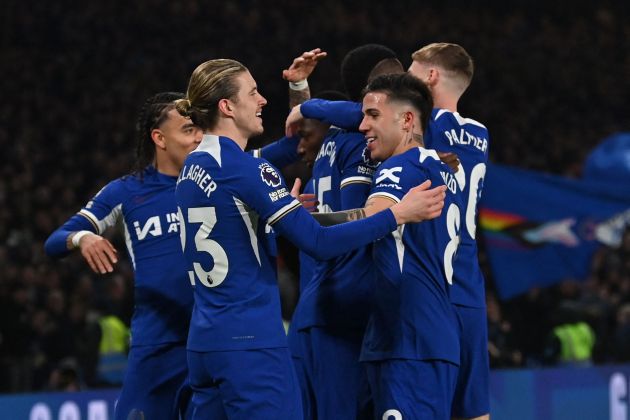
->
xmin=286 ymin=99 xmax=363 ymax=137
xmin=282 ymin=48 xmax=327 ymax=109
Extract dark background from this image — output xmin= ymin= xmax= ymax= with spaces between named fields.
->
xmin=1 ymin=0 xmax=629 ymax=392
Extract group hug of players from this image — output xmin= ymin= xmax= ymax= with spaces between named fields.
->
xmin=45 ymin=42 xmax=490 ymax=420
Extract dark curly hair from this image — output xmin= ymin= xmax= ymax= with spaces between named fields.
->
xmin=340 ymin=44 xmax=399 ymax=102
xmin=133 ymin=92 xmax=184 ymax=175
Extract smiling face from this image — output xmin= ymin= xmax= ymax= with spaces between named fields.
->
xmin=229 ymin=70 xmax=267 ymax=139
xmin=359 ymin=92 xmax=407 ymax=162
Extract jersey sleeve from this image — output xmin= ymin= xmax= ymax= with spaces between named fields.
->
xmin=44 ymin=213 xmax=98 ymax=257
xmin=273 ymin=202 xmax=397 ymax=261
xmin=235 ymin=156 xmax=398 ymax=260
xmin=337 ymin=134 xmax=377 ymax=209
xmin=250 ymin=135 xmax=299 ymax=169
xmin=76 ymin=181 xmax=125 ymax=234
xmin=44 ymin=180 xmax=123 ymax=258
xmin=236 ymin=158 xmax=302 ymax=225
xmin=301 ymin=99 xmax=363 ymax=130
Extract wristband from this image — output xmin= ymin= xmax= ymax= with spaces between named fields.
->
xmin=71 ymin=230 xmax=93 ymax=248
xmin=289 ymin=79 xmax=308 ymax=90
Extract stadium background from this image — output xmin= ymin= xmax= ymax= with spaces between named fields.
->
xmin=2 ymin=0 xmax=630 ymax=418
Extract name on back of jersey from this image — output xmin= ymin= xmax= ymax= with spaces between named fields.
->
xmin=316 ymin=141 xmax=336 ymax=166
xmin=178 ymin=164 xmax=217 ymax=198
xmin=440 ymin=170 xmax=458 ymax=194
xmin=443 ymin=128 xmax=488 ymax=153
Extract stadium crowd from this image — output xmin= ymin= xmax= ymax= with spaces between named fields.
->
xmin=1 ymin=0 xmax=629 ymax=392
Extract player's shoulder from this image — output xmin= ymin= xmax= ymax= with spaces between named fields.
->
xmin=326 ymin=128 xmax=364 ymax=148
xmin=373 ymin=149 xmax=428 ymax=185
xmin=433 ymin=108 xmax=487 ymax=131
xmin=100 ymin=172 xmax=145 ymax=197
xmin=189 ymin=134 xmax=246 ymax=167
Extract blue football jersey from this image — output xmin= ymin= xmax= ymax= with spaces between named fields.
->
xmin=292 ymin=128 xmax=378 ymax=329
xmin=176 ymin=135 xmax=297 ymax=352
xmin=177 ymin=135 xmax=401 ymax=352
xmin=302 ymin=100 xmax=490 ymax=308
xmin=425 ymin=109 xmax=490 ymax=307
xmin=360 ymin=147 xmax=462 ymax=364
xmin=298 ymin=178 xmax=316 ymax=293
xmin=77 ymin=166 xmax=193 ymax=346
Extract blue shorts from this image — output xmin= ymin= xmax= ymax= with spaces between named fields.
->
xmin=299 ymin=326 xmax=371 ymax=420
xmin=114 ymin=342 xmax=190 ymax=420
xmin=187 ymin=347 xmax=302 ymax=420
xmin=452 ymin=304 xmax=490 ymax=418
xmin=287 ymin=326 xmax=316 ymax=420
xmin=366 ymin=359 xmax=458 ymax=420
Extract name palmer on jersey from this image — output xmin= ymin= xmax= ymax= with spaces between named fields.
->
xmin=443 ymin=128 xmax=488 ymax=153
xmin=435 ymin=109 xmax=488 ymax=154
xmin=178 ymin=163 xmax=217 ymax=197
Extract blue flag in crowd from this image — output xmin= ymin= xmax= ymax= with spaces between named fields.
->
xmin=583 ymin=132 xmax=630 ymax=183
xmin=479 ymin=163 xmax=630 ymax=300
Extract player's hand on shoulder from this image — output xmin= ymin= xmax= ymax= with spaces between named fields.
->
xmin=392 ymin=180 xmax=446 ymax=224
xmin=437 ymin=151 xmax=460 ymax=172
xmin=77 ymin=233 xmax=119 ymax=274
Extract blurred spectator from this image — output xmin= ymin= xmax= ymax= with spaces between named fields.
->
xmin=613 ymin=304 xmax=630 ymax=363
xmin=487 ymin=292 xmax=522 ymax=368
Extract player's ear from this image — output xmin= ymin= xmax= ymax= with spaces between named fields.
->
xmin=427 ymin=68 xmax=439 ymax=86
xmin=151 ymin=129 xmax=166 ymax=150
xmin=402 ymin=111 xmax=414 ymax=131
xmin=219 ymin=99 xmax=234 ymax=116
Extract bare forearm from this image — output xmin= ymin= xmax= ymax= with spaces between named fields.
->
xmin=311 ymin=208 xmax=367 ymax=226
xmin=289 ymin=87 xmax=311 ymax=108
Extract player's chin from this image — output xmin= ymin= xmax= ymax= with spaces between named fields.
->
xmin=252 ymin=126 xmax=264 ymax=137
xmin=369 ymin=150 xmax=384 ymax=162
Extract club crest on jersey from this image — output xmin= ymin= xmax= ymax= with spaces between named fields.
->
xmin=259 ymin=163 xmax=281 ymax=187
xmin=362 ymin=146 xmax=379 ymax=168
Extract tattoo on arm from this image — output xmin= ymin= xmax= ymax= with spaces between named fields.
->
xmin=345 ymin=208 xmax=366 ymax=221
xmin=312 ymin=208 xmax=367 ymax=226
xmin=289 ymin=88 xmax=311 ymax=109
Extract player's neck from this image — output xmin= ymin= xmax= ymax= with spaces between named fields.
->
xmin=432 ymin=87 xmax=459 ymax=112
xmin=153 ymin=155 xmax=180 ymax=177
xmin=204 ymin=126 xmax=248 ymax=151
xmin=393 ymin=136 xmax=421 ymax=157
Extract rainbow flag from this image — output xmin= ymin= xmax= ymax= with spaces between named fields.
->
xmin=479 ymin=163 xmax=630 ymax=299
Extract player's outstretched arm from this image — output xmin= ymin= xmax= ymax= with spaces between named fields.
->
xmin=274 ymin=181 xmax=444 ymax=260
xmin=310 ymin=180 xmax=446 ymax=226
